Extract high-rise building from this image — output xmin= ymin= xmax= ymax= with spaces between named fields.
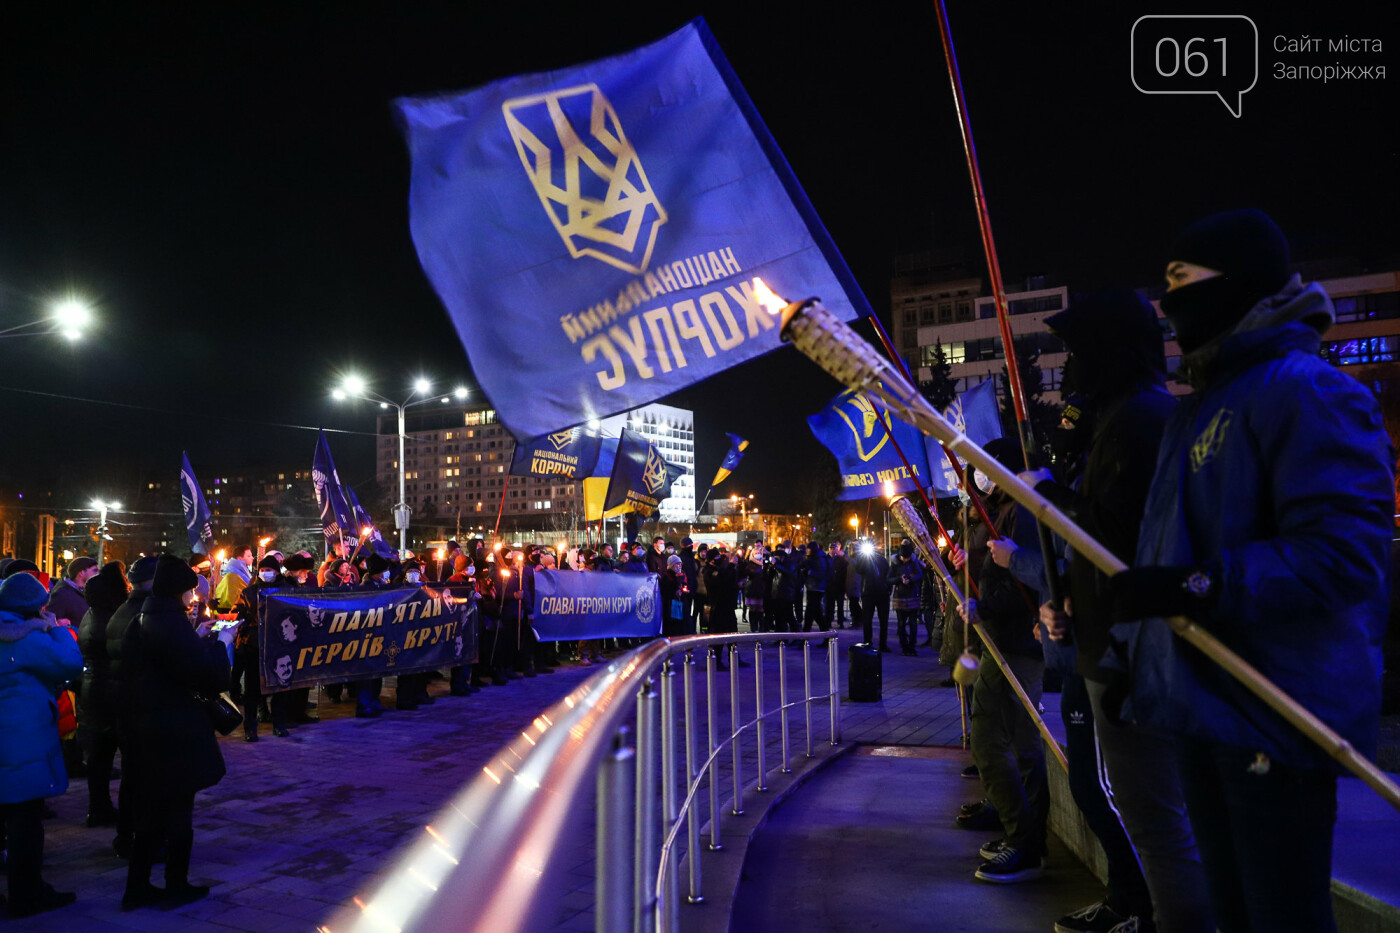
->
xmin=374 ymin=401 xmax=696 ymax=539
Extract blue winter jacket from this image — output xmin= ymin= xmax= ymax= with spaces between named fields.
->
xmin=0 ymin=613 xmax=85 ymax=803
xmin=1121 ymin=280 xmax=1394 ymax=770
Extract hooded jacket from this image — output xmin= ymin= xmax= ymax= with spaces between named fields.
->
xmin=1119 ymin=278 xmax=1394 ymax=769
xmin=0 ymin=612 xmax=84 ymax=803
xmin=1034 ymin=291 xmax=1177 ymax=680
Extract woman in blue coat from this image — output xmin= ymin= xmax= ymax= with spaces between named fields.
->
xmin=0 ymin=572 xmax=83 ymax=918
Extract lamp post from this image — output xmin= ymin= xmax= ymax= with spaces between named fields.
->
xmin=1 ymin=297 xmax=94 ymax=342
xmin=332 ymin=375 xmax=470 ymax=554
xmin=90 ymin=499 xmax=120 ymax=564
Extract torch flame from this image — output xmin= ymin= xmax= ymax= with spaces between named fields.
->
xmin=361 ymin=526 xmax=372 ymax=536
xmin=500 ymin=569 xmax=511 ymax=580
xmin=883 ymin=480 xmax=895 ymax=500
xmin=259 ymin=536 xmax=273 ymax=547
xmin=215 ymin=549 xmax=226 ymax=561
xmin=753 ymin=278 xmax=787 ymax=316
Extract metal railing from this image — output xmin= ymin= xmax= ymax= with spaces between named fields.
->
xmin=322 ymin=631 xmax=841 ymax=933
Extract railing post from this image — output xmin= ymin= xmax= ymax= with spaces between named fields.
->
xmin=803 ymin=638 xmax=814 ymax=758
xmin=598 ymin=729 xmax=636 ymax=933
xmin=778 ymin=640 xmax=791 ymax=773
xmin=754 ymin=641 xmax=767 ymax=791
xmin=659 ymin=659 xmax=679 ymax=932
xmin=634 ymin=677 xmax=659 ymax=933
xmin=729 ymin=643 xmax=744 ymax=816
xmin=828 ymin=636 xmax=841 ymax=745
xmin=682 ymin=651 xmax=704 ymax=902
xmin=706 ymin=647 xmax=722 ymax=851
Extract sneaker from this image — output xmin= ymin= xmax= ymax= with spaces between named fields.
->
xmin=960 ymin=764 xmax=980 ymax=779
xmin=958 ymin=797 xmax=992 ymax=816
xmin=974 ymin=845 xmax=1043 ymax=883
xmin=955 ymin=802 xmax=1000 ymax=831
xmin=1054 ymin=901 xmax=1137 ymax=933
xmin=978 ymin=837 xmax=1009 ymax=860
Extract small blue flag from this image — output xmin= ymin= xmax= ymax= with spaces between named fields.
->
xmin=179 ymin=452 xmax=214 ymax=555
xmin=394 ymin=18 xmax=870 ymax=440
xmin=808 ymin=387 xmax=932 ymax=501
xmin=344 ymin=484 xmax=395 ymax=560
xmin=312 ymin=430 xmax=355 ymax=542
xmin=929 ymin=379 xmax=1004 ymax=496
xmin=710 ymin=433 xmax=749 ymax=487
xmin=604 ymin=429 xmax=685 ymax=515
xmin=509 ymin=425 xmax=604 ymax=479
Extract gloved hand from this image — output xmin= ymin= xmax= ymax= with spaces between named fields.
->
xmin=1108 ymin=564 xmax=1217 ymax=623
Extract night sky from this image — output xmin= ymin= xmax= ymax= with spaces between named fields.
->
xmin=2 ymin=1 xmax=1396 ymax=515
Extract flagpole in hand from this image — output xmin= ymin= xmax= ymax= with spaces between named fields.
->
xmin=772 ymin=288 xmax=1400 ymax=811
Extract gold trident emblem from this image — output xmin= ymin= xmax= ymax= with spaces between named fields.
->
xmin=503 ymin=83 xmax=667 ymax=274
xmin=833 ymin=392 xmax=892 ymax=462
xmin=548 ymin=429 xmax=577 ymax=451
xmin=642 ymin=447 xmax=668 ymax=495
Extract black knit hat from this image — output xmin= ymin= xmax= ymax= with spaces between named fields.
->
xmin=365 ymin=554 xmax=389 ymax=575
xmin=128 ymin=555 xmax=160 ymax=584
xmin=1 ymin=558 xmax=39 ymax=579
xmin=1167 ymin=209 xmax=1290 ymax=298
xmin=257 ymin=554 xmax=283 ymax=571
xmin=152 ymin=554 xmax=199 ymax=598
xmin=85 ymin=562 xmax=130 ymax=613
xmin=283 ymin=553 xmax=315 ymax=573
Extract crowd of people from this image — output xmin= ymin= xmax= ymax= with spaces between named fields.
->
xmin=0 ymin=210 xmax=1390 ymax=933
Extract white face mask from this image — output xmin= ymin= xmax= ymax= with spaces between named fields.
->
xmin=380 ymin=572 xmax=391 ymax=583
xmin=406 ymin=572 xmax=421 ymax=583
xmin=974 ymin=470 xmax=996 ymax=495
xmin=259 ymin=570 xmax=277 ymax=582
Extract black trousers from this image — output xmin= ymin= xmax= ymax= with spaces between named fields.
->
xmin=861 ymin=593 xmax=889 ymax=646
xmin=127 ymin=789 xmax=196 ymax=893
xmin=2 ymin=799 xmax=46 ymax=907
xmin=802 ymin=590 xmax=828 ymax=631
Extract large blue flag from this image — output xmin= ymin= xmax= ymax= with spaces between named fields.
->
xmin=509 ymin=425 xmax=604 ymax=479
xmin=710 ymin=433 xmax=749 ymax=487
xmin=929 ymin=379 xmax=1004 ymax=496
xmin=344 ymin=484 xmax=395 ymax=560
xmin=604 ymin=429 xmax=686 ymax=515
xmin=394 ymin=18 xmax=870 ymax=440
xmin=312 ymin=430 xmax=355 ymax=542
xmin=808 ymin=387 xmax=932 ymax=501
xmin=179 ymin=452 xmax=214 ymax=555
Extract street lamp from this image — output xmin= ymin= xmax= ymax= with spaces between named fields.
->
xmin=849 ymin=515 xmax=859 ymax=539
xmin=332 ymin=374 xmax=471 ymax=554
xmin=90 ymin=499 xmax=120 ymax=563
xmin=1 ymin=296 xmax=95 ymax=341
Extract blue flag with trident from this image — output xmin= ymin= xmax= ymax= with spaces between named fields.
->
xmin=929 ymin=379 xmax=1004 ymax=496
xmin=179 ymin=452 xmax=214 ymax=555
xmin=808 ymin=387 xmax=931 ymax=501
xmin=394 ymin=18 xmax=870 ymax=441
xmin=312 ymin=430 xmax=355 ymax=543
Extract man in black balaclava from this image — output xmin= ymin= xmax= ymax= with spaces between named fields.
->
xmin=1108 ymin=209 xmax=1393 ymax=933
xmin=1020 ymin=290 xmax=1186 ymax=932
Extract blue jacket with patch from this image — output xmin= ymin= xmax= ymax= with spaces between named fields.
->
xmin=1121 ymin=280 xmax=1394 ymax=770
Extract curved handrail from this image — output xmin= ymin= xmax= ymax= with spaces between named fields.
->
xmin=321 ymin=631 xmax=836 ymax=933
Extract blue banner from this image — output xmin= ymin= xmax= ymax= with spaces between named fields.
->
xmin=179 ymin=451 xmax=214 ymax=555
xmin=604 ymin=428 xmax=685 ymax=515
xmin=929 ymin=379 xmax=1004 ymax=496
xmin=258 ymin=585 xmax=478 ymax=693
xmin=808 ymin=386 xmax=932 ymax=501
xmin=312 ymin=430 xmax=355 ymax=542
xmin=509 ymin=425 xmax=604 ymax=479
xmin=394 ymin=18 xmax=870 ymax=440
xmin=531 ymin=569 xmax=661 ymax=641
xmin=710 ymin=433 xmax=749 ymax=486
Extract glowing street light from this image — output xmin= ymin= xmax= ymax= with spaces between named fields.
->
xmin=331 ymin=373 xmax=472 ymax=553
xmin=0 ymin=295 xmax=96 ymax=342
xmin=90 ymin=499 xmax=121 ymax=563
